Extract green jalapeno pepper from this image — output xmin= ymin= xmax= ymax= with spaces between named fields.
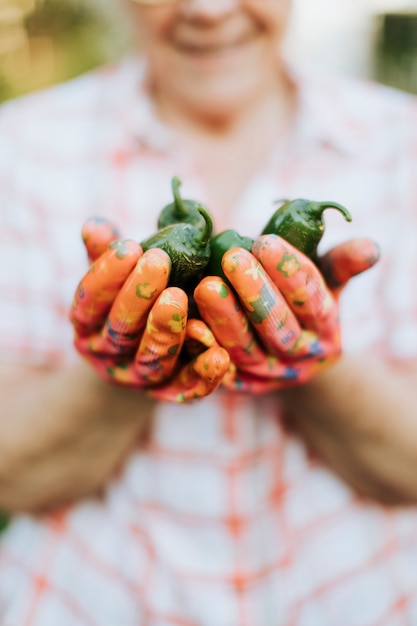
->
xmin=141 ymin=205 xmax=213 ymax=289
xmin=206 ymin=198 xmax=352 ymax=283
xmin=261 ymin=198 xmax=352 ymax=260
xmin=205 ymin=229 xmax=254 ymax=281
xmin=157 ymin=176 xmax=208 ymax=232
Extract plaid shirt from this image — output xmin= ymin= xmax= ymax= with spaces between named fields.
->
xmin=1 ymin=57 xmax=417 ymax=626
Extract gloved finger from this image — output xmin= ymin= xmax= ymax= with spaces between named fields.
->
xmin=251 ymin=235 xmax=338 ymax=335
xmin=194 ymin=275 xmax=274 ymax=367
xmin=184 ymin=318 xmax=219 ymax=358
xmin=148 ymin=346 xmax=230 ymax=403
xmin=317 ymin=238 xmax=380 ymax=291
xmin=135 ymin=287 xmax=188 ymax=384
xmin=77 ymin=336 xmax=229 ymax=401
xmin=194 ymin=276 xmax=313 ymax=372
xmin=195 ymin=275 xmax=339 ymax=372
xmin=77 ymin=282 xmax=186 ymax=384
xmin=70 ymin=239 xmax=143 ymax=336
xmin=84 ymin=248 xmax=171 ymax=354
xmin=221 ymin=247 xmax=302 ymax=356
xmin=82 ymin=216 xmax=121 ymax=263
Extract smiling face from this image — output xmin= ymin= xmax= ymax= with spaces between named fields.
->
xmin=124 ymin=0 xmax=292 ymax=121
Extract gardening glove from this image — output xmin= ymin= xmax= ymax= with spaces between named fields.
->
xmin=70 ymin=217 xmax=229 ymax=402
xmin=194 ymin=234 xmax=379 ymax=394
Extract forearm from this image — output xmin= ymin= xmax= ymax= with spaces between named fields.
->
xmin=0 ymin=358 xmax=155 ymax=512
xmin=1 ymin=358 xmax=154 ymax=450
xmin=280 ymin=353 xmax=417 ymax=504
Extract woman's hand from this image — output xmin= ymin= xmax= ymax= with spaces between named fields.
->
xmin=71 ymin=218 xmax=229 ymax=402
xmin=194 ymin=234 xmax=379 ymax=393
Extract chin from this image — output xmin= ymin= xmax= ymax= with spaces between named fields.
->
xmin=150 ymin=36 xmax=276 ymax=124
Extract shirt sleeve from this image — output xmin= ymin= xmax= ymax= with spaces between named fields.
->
xmin=0 ymin=98 xmax=83 ymax=367
xmin=340 ymin=93 xmax=417 ymax=364
xmin=381 ymin=97 xmax=417 ymax=362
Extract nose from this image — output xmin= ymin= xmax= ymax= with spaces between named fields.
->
xmin=179 ymin=0 xmax=239 ymax=20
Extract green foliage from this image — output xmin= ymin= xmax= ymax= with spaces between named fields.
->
xmin=25 ymin=0 xmax=101 ymax=37
xmin=0 ymin=511 xmax=10 ymax=535
xmin=0 ymin=0 xmax=130 ymax=103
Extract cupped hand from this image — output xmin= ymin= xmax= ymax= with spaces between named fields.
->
xmin=70 ymin=217 xmax=229 ymax=402
xmin=194 ymin=234 xmax=379 ymax=393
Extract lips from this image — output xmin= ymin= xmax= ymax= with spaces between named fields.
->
xmin=173 ymin=20 xmax=257 ymax=56
xmin=175 ymin=33 xmax=254 ymax=54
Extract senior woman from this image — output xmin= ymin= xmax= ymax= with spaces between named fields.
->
xmin=1 ymin=1 xmax=417 ymax=624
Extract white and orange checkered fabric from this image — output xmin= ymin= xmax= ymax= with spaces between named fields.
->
xmin=1 ymin=57 xmax=417 ymax=625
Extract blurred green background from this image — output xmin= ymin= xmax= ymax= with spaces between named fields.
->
xmin=0 ymin=0 xmax=417 ymax=104
xmin=374 ymin=10 xmax=417 ymax=94
xmin=0 ymin=0 xmax=130 ymax=103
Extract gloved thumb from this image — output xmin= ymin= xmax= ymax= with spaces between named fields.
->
xmin=318 ymin=238 xmax=380 ymax=292
xmin=82 ymin=216 xmax=121 ymax=263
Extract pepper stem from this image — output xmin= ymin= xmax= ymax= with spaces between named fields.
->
xmin=196 ymin=205 xmax=213 ymax=246
xmin=171 ymin=176 xmax=190 ymax=220
xmin=312 ymin=201 xmax=352 ymax=222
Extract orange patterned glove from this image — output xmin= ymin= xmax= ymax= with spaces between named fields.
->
xmin=194 ymin=234 xmax=379 ymax=394
xmin=70 ymin=217 xmax=229 ymax=402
